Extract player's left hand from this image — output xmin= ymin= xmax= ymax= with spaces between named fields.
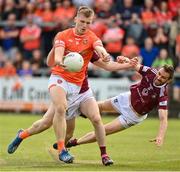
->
xmin=129 ymin=57 xmax=139 ymax=67
xmin=149 ymin=137 xmax=164 ymax=147
xmin=101 ymin=53 xmax=111 ymax=62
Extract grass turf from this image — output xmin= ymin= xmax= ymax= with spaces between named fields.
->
xmin=0 ymin=113 xmax=180 ymax=171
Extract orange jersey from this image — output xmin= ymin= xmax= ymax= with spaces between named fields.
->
xmin=51 ymin=28 xmax=102 ymax=86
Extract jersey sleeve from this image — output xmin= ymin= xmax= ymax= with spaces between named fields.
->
xmin=158 ymin=86 xmax=168 ymax=110
xmin=90 ymin=32 xmax=103 ymax=49
xmin=90 ymin=52 xmax=100 ymax=63
xmin=53 ymin=32 xmax=66 ymax=48
xmin=138 ymin=65 xmax=150 ymax=75
xmin=138 ymin=65 xmax=157 ymax=76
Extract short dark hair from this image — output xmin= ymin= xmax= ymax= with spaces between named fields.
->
xmin=77 ymin=6 xmax=94 ymax=18
xmin=163 ymin=64 xmax=174 ymax=80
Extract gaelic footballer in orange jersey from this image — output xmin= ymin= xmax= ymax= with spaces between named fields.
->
xmin=46 ymin=6 xmax=113 ymax=165
xmin=52 ymin=28 xmax=103 ymax=86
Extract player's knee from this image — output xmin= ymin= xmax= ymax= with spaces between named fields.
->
xmin=55 ymin=104 xmax=67 ymax=115
xmin=90 ymin=115 xmax=102 ymax=125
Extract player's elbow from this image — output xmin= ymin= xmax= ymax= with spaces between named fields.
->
xmin=46 ymin=60 xmax=51 ymax=67
xmin=46 ymin=58 xmax=54 ymax=67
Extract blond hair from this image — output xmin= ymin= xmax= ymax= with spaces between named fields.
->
xmin=77 ymin=6 xmax=94 ymax=18
xmin=163 ymin=64 xmax=174 ymax=81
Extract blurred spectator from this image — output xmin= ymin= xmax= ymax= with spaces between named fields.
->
xmin=0 ymin=0 xmax=3 ymax=20
xmin=72 ymin=0 xmax=94 ymax=7
xmin=1 ymin=0 xmax=21 ymax=20
xmin=173 ymin=54 xmax=180 ymax=102
xmin=16 ymin=0 xmax=29 ymax=19
xmin=115 ymin=0 xmax=140 ymax=28
xmin=152 ymin=49 xmax=173 ymax=69
xmin=0 ymin=60 xmax=16 ymax=78
xmin=168 ymin=0 xmax=180 ymax=18
xmin=176 ymin=32 xmax=180 ymax=59
xmin=153 ymin=27 xmax=168 ymax=49
xmin=53 ymin=0 xmax=76 ymax=30
xmin=20 ymin=14 xmax=42 ymax=59
xmin=23 ymin=2 xmax=42 ymax=24
xmin=41 ymin=0 xmax=55 ymax=56
xmin=141 ymin=0 xmax=156 ymax=28
xmin=102 ymin=17 xmax=125 ymax=59
xmin=18 ymin=60 xmax=33 ymax=78
xmin=140 ymin=37 xmax=159 ymax=66
xmin=126 ymin=13 xmax=145 ymax=45
xmin=169 ymin=8 xmax=180 ymax=58
xmin=30 ymin=49 xmax=46 ymax=76
xmin=0 ymin=47 xmax=7 ymax=67
xmin=95 ymin=0 xmax=115 ymax=19
xmin=90 ymin=15 xmax=108 ymax=39
xmin=13 ymin=50 xmax=23 ymax=73
xmin=0 ymin=13 xmax=19 ymax=59
xmin=121 ymin=36 xmax=140 ymax=58
xmin=155 ymin=1 xmax=173 ymax=31
xmin=34 ymin=1 xmax=44 ymax=19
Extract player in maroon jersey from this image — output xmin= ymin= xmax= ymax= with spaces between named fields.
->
xmin=64 ymin=60 xmax=174 ymax=148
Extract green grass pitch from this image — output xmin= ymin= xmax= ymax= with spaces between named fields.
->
xmin=0 ymin=113 xmax=180 ymax=171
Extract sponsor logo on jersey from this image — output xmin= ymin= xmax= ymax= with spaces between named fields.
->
xmin=114 ymin=98 xmax=118 ymax=103
xmin=159 ymin=101 xmax=167 ymax=106
xmin=83 ymin=39 xmax=88 ymax=45
xmin=57 ymin=79 xmax=63 ymax=84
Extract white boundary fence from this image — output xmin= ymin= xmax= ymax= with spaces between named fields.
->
xmin=0 ymin=77 xmax=133 ymax=112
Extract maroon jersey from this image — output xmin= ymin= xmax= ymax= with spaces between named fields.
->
xmin=130 ymin=65 xmax=168 ymax=115
xmin=79 ymin=52 xmax=100 ymax=94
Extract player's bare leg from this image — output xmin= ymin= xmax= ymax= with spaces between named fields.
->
xmin=65 ymin=118 xmax=76 ymax=144
xmin=50 ymin=86 xmax=73 ymax=163
xmin=76 ymin=118 xmax=125 ymax=145
xmin=27 ymin=103 xmax=54 ymax=134
xmin=7 ymin=103 xmax=55 ymax=154
xmin=50 ymin=118 xmax=76 ymax=162
xmin=80 ymin=98 xmax=113 ymax=166
xmin=67 ymin=100 xmax=125 ymax=145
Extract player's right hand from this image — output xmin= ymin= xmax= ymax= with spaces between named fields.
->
xmin=116 ymin=56 xmax=130 ymax=63
xmin=55 ymin=60 xmax=67 ymax=69
xmin=102 ymin=54 xmax=111 ymax=63
xmin=149 ymin=137 xmax=163 ymax=147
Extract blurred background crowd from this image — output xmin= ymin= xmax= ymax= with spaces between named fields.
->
xmin=0 ymin=0 xmax=180 ymax=102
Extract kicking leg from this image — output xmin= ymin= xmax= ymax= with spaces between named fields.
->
xmin=53 ymin=118 xmax=76 ymax=149
xmin=7 ymin=103 xmax=55 ymax=154
xmin=27 ymin=103 xmax=54 ymax=135
xmin=77 ymin=117 xmax=125 ymax=145
xmin=65 ymin=118 xmax=75 ymax=144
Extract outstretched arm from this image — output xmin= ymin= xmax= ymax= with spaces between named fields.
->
xmin=150 ymin=109 xmax=168 ymax=147
xmin=93 ymin=57 xmax=137 ymax=71
xmin=116 ymin=56 xmax=141 ymax=72
xmin=94 ymin=46 xmax=110 ymax=62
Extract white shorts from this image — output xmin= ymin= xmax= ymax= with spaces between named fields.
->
xmin=66 ymin=88 xmax=95 ymax=120
xmin=48 ymin=74 xmax=81 ymax=103
xmin=111 ymin=92 xmax=147 ymax=128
